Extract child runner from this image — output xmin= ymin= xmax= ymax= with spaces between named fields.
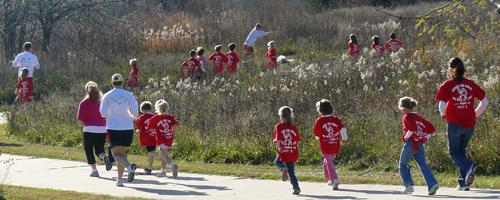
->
xmin=348 ymin=34 xmax=360 ymax=59
xmin=435 ymin=57 xmax=488 ymax=191
xmin=398 ymin=96 xmax=439 ymax=195
xmin=226 ymin=43 xmax=240 ymax=81
xmin=15 ymin=68 xmax=34 ymax=103
xmin=136 ymin=101 xmax=162 ymax=175
xmin=77 ymin=81 xmax=113 ymax=177
xmin=147 ymin=100 xmax=179 ymax=178
xmin=209 ymin=45 xmax=227 ymax=75
xmin=182 ymin=50 xmax=201 ymax=81
xmin=195 ymin=47 xmax=206 ymax=80
xmin=371 ymin=35 xmax=385 ymax=59
xmin=266 ymin=41 xmax=278 ymax=75
xmin=385 ymin=32 xmax=403 ymax=54
xmin=273 ymin=106 xmax=301 ymax=195
xmin=127 ymin=59 xmax=139 ymax=90
xmin=313 ymin=99 xmax=347 ymax=190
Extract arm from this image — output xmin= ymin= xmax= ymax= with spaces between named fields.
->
xmin=172 ymin=124 xmax=178 ymax=133
xmin=277 ymin=140 xmax=282 ymax=153
xmin=475 ymin=97 xmax=488 ymax=117
xmin=77 ymin=101 xmax=86 ymax=122
xmin=15 ymin=88 xmax=19 ymax=95
xmin=129 ymin=96 xmax=139 ymax=119
xmin=99 ymin=97 xmax=108 ymax=118
xmin=34 ymin=56 xmax=40 ymax=69
xmin=12 ymin=55 xmax=19 ymax=67
xmin=439 ymin=101 xmax=446 ymax=119
xmin=340 ymin=127 xmax=347 ymax=145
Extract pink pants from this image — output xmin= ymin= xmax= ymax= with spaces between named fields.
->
xmin=323 ymin=154 xmax=338 ymax=181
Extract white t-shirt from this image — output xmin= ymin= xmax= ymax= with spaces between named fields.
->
xmin=12 ymin=52 xmax=40 ymax=78
xmin=99 ymin=88 xmax=139 ymax=130
xmin=244 ymin=29 xmax=269 ymax=47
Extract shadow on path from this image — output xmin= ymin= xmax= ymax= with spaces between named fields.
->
xmin=131 ymin=187 xmax=208 ymax=196
xmin=340 ymin=188 xmax=402 ymax=195
xmin=301 ymin=194 xmax=363 ymax=199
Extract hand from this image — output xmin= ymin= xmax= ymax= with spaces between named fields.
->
xmin=441 ymin=115 xmax=446 ymax=120
xmin=278 ymin=147 xmax=283 ymax=153
xmin=341 ymin=140 xmax=346 ymax=146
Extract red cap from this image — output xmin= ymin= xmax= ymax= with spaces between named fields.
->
xmin=255 ymin=23 xmax=262 ymax=29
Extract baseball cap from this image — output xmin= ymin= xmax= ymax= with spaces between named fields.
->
xmin=255 ymin=23 xmax=262 ymax=29
xmin=111 ymin=73 xmax=123 ymax=83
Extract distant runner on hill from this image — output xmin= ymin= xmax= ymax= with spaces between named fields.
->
xmin=243 ymin=23 xmax=271 ymax=58
xmin=12 ymin=42 xmax=40 ymax=79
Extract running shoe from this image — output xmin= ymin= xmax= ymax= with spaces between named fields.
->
xmin=116 ymin=179 xmax=123 ymax=187
xmin=292 ymin=187 xmax=301 ymax=195
xmin=127 ymin=163 xmax=137 ymax=182
xmin=281 ymin=167 xmax=289 ymax=181
xmin=332 ymin=179 xmax=339 ymax=190
xmin=157 ymin=171 xmax=167 ymax=178
xmin=144 ymin=168 xmax=152 ymax=175
xmin=457 ymin=185 xmax=470 ymax=191
xmin=90 ymin=170 xmax=99 ymax=177
xmin=428 ymin=184 xmax=439 ymax=195
xmin=465 ymin=163 xmax=478 ymax=186
xmin=172 ymin=164 xmax=179 ymax=178
xmin=327 ymin=180 xmax=333 ymax=186
xmin=104 ymin=156 xmax=112 ymax=171
xmin=402 ymin=185 xmax=414 ymax=194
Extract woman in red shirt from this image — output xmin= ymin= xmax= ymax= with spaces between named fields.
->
xmin=435 ymin=57 xmax=488 ymax=190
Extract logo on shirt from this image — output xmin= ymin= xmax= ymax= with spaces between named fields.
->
xmin=414 ymin=121 xmax=427 ymax=141
xmin=452 ymin=84 xmax=473 ymax=102
xmin=213 ymin=55 xmax=222 ymax=66
xmin=280 ymin=128 xmax=297 ymax=152
xmin=322 ymin=122 xmax=339 ymax=143
xmin=157 ymin=119 xmax=173 ymax=138
xmin=227 ymin=55 xmax=233 ymax=66
xmin=110 ymin=95 xmax=128 ymax=104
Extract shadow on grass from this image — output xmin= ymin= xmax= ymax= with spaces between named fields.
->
xmin=0 ymin=143 xmax=22 ymax=147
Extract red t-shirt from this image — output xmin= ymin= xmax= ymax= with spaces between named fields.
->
xmin=147 ymin=114 xmax=179 ymax=148
xmin=182 ymin=58 xmax=201 ymax=78
xmin=273 ymin=123 xmax=301 ymax=163
xmin=209 ymin=52 xmax=227 ymax=74
xmin=371 ymin=44 xmax=385 ymax=58
xmin=348 ymin=43 xmax=360 ymax=58
xmin=385 ymin=39 xmax=402 ymax=53
xmin=127 ymin=67 xmax=139 ymax=87
xmin=16 ymin=78 xmax=34 ymax=103
xmin=196 ymin=55 xmax=205 ymax=68
xmin=402 ymin=112 xmax=436 ymax=151
xmin=136 ymin=112 xmax=156 ymax=147
xmin=435 ymin=78 xmax=486 ymax=129
xmin=266 ymin=49 xmax=278 ymax=69
xmin=225 ymin=52 xmax=240 ymax=74
xmin=313 ymin=115 xmax=345 ymax=155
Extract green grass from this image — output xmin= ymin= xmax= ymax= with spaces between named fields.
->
xmin=1 ymin=123 xmax=500 ymax=190
xmin=0 ymin=185 xmax=150 ymax=200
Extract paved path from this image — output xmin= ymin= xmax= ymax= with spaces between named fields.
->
xmin=1 ymin=154 xmax=499 ymax=199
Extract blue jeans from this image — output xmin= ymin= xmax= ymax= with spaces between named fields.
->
xmin=399 ymin=141 xmax=438 ymax=188
xmin=274 ymin=155 xmax=299 ymax=189
xmin=447 ymin=123 xmax=476 ymax=187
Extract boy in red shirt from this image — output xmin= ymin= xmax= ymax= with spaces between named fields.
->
xmin=182 ymin=50 xmax=201 ymax=81
xmin=146 ymin=100 xmax=179 ymax=178
xmin=127 ymin=59 xmax=139 ymax=90
xmin=371 ymin=35 xmax=385 ymax=59
xmin=313 ymin=99 xmax=347 ymax=190
xmin=273 ymin=106 xmax=301 ymax=195
xmin=266 ymin=41 xmax=278 ymax=75
xmin=398 ymin=97 xmax=439 ymax=195
xmin=209 ymin=45 xmax=227 ymax=75
xmin=226 ymin=43 xmax=240 ymax=81
xmin=136 ymin=101 xmax=162 ymax=175
xmin=385 ymin=32 xmax=403 ymax=54
xmin=15 ymin=68 xmax=34 ymax=103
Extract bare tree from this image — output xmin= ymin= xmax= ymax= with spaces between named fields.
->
xmin=0 ymin=0 xmax=32 ymax=59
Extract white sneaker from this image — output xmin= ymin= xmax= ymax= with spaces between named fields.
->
xmin=457 ymin=185 xmax=470 ymax=191
xmin=116 ymin=179 xmax=123 ymax=187
xmin=89 ymin=170 xmax=99 ymax=177
xmin=327 ymin=180 xmax=333 ymax=186
xmin=157 ymin=171 xmax=167 ymax=178
xmin=428 ymin=184 xmax=439 ymax=195
xmin=402 ymin=185 xmax=414 ymax=194
xmin=332 ymin=179 xmax=339 ymax=190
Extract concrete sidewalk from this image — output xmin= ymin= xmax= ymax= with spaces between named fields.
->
xmin=1 ymin=154 xmax=499 ymax=200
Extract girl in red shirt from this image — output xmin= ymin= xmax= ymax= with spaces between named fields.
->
xmin=147 ymin=100 xmax=179 ymax=178
xmin=398 ymin=97 xmax=439 ymax=195
xmin=348 ymin=34 xmax=360 ymax=59
xmin=435 ymin=57 xmax=488 ymax=190
xmin=313 ymin=99 xmax=347 ymax=190
xmin=136 ymin=101 xmax=161 ymax=175
xmin=273 ymin=106 xmax=301 ymax=195
xmin=371 ymin=35 xmax=385 ymax=59
xmin=195 ymin=47 xmax=206 ymax=80
xmin=266 ymin=41 xmax=278 ymax=75
xmin=127 ymin=59 xmax=139 ymax=90
xmin=15 ymin=68 xmax=34 ymax=103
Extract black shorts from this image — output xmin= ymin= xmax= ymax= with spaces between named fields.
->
xmin=108 ymin=129 xmax=134 ymax=147
xmin=145 ymin=146 xmax=157 ymax=152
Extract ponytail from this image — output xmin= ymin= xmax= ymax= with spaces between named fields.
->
xmin=398 ymin=96 xmax=418 ymax=110
xmin=449 ymin=57 xmax=465 ymax=83
xmin=85 ymin=81 xmax=102 ymax=103
xmin=278 ymin=106 xmax=294 ymax=126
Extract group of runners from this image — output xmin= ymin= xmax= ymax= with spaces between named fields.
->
xmin=11 ymin=23 xmax=489 ymax=195
xmin=348 ymin=32 xmax=403 ymax=59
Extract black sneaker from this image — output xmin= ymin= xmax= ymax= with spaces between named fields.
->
xmin=465 ymin=164 xmax=478 ymax=186
xmin=144 ymin=168 xmax=152 ymax=175
xmin=127 ymin=164 xmax=137 ymax=182
xmin=104 ymin=156 xmax=112 ymax=171
xmin=293 ymin=187 xmax=301 ymax=195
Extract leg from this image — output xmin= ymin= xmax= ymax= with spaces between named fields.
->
xmin=286 ymin=162 xmax=299 ymax=189
xmin=413 ymin=142 xmax=438 ymax=188
xmin=447 ymin=123 xmax=472 ymax=186
xmin=323 ymin=154 xmax=338 ymax=181
xmin=83 ymin=132 xmax=97 ymax=169
xmin=160 ymin=147 xmax=178 ymax=178
xmin=399 ymin=141 xmax=415 ymax=187
xmin=111 ymin=146 xmax=129 ymax=180
xmin=274 ymin=155 xmax=285 ymax=170
xmin=94 ymin=133 xmax=107 ymax=160
xmin=323 ymin=155 xmax=330 ymax=180
xmin=160 ymin=148 xmax=173 ymax=166
xmin=274 ymin=155 xmax=288 ymax=181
